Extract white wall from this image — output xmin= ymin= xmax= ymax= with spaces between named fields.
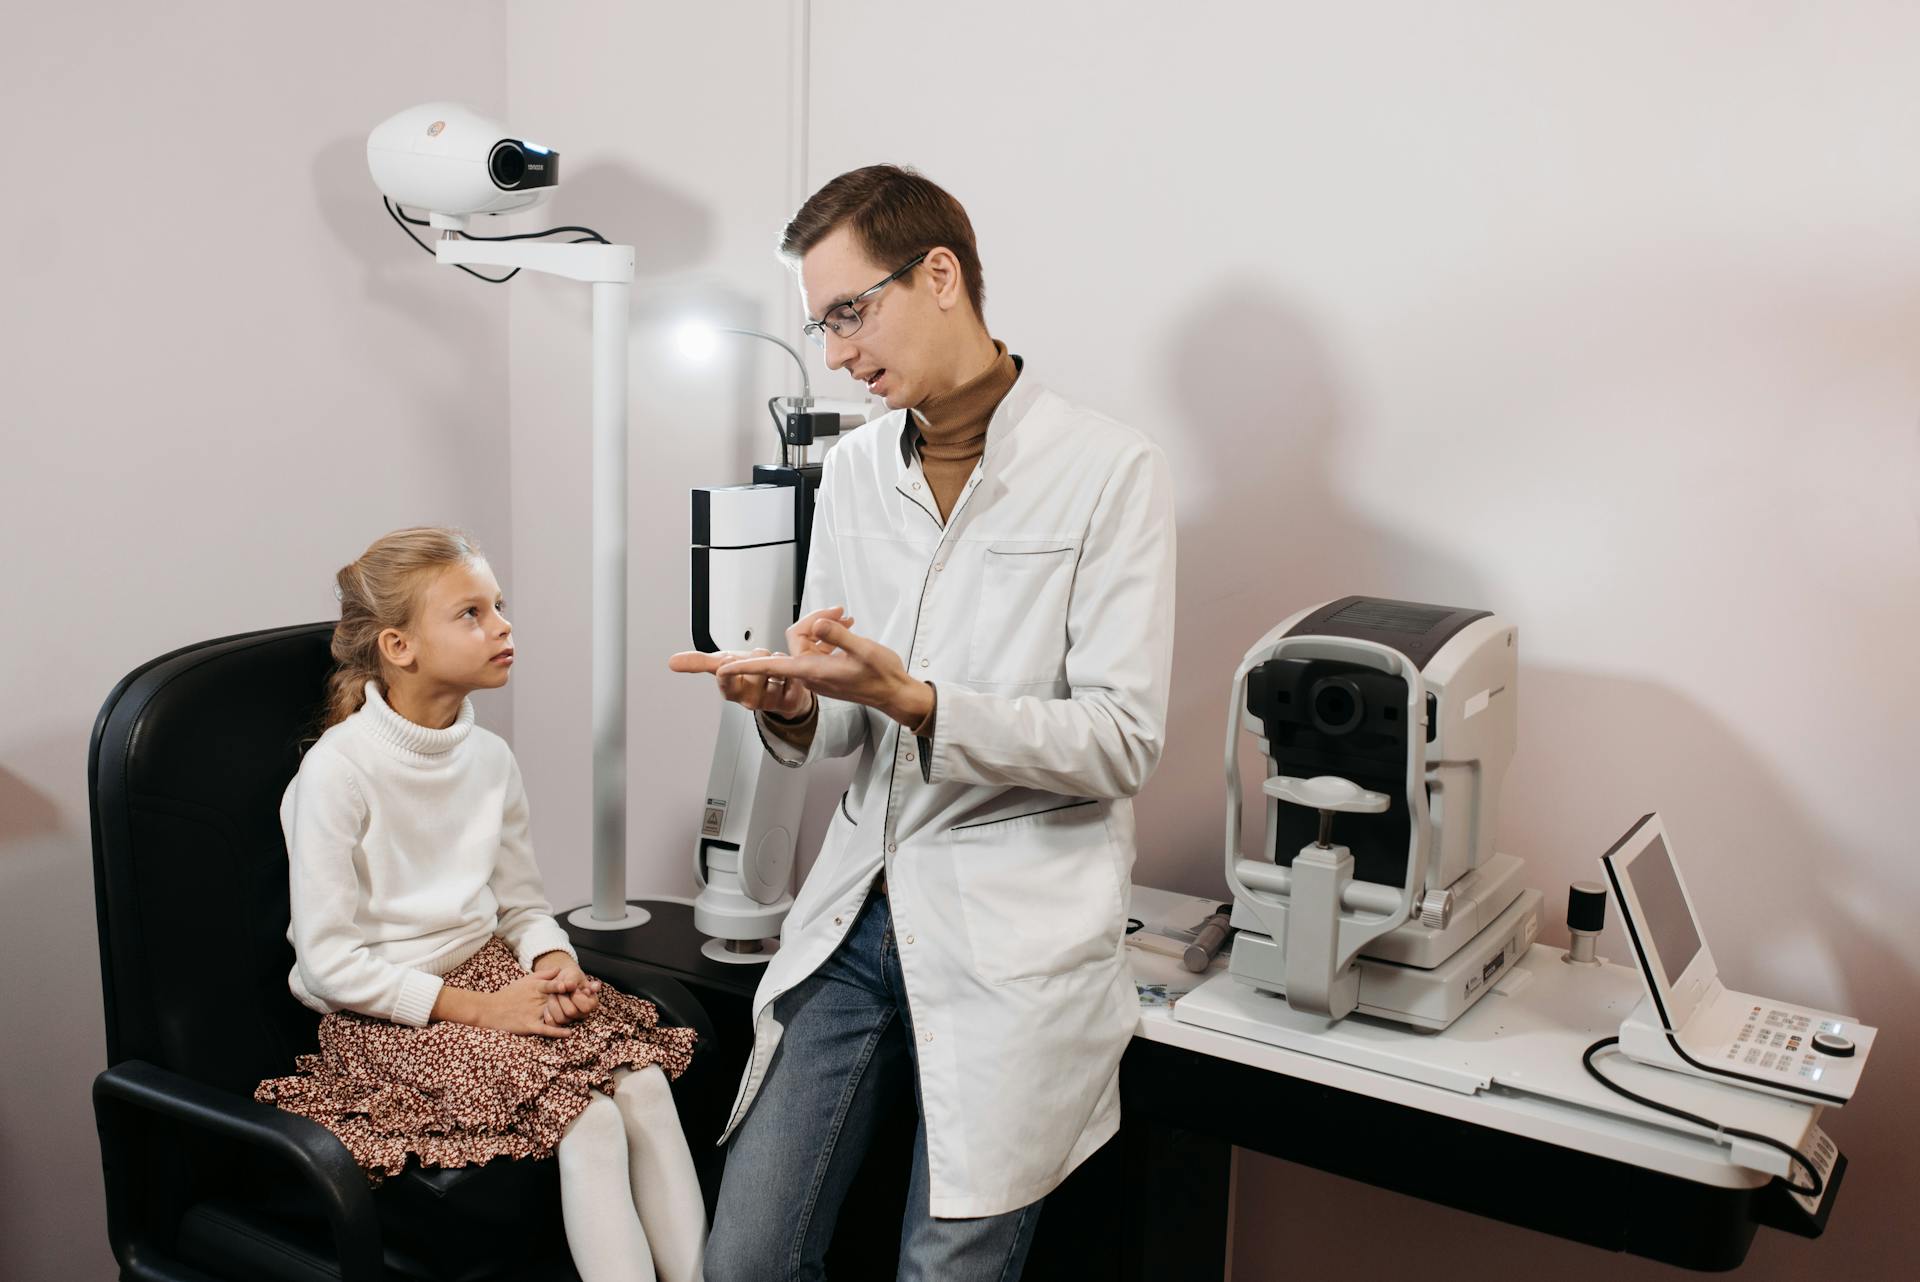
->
xmin=798 ymin=2 xmax=1920 ymax=1277
xmin=0 ymin=5 xmax=511 ymax=1278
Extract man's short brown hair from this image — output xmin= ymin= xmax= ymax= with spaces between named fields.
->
xmin=780 ymin=164 xmax=986 ymax=321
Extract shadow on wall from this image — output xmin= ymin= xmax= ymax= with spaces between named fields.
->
xmin=310 ymin=134 xmax=492 ymax=358
xmin=1135 ymin=282 xmax=1485 ymax=895
xmin=545 ymin=161 xmax=714 ymax=277
xmin=0 ymin=766 xmax=61 ymax=845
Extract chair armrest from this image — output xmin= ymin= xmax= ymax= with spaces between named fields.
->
xmin=627 ymin=972 xmax=716 ymax=1060
xmin=94 ymin=1060 xmax=384 ymax=1282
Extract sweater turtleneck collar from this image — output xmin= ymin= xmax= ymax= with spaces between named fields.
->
xmin=358 ymin=679 xmax=476 ymax=762
xmin=910 ymin=338 xmax=1018 ymax=458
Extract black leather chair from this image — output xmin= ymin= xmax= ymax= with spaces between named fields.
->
xmin=88 ymin=622 xmax=717 ymax=1282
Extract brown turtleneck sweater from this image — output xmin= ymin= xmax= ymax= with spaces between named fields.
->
xmin=762 ymin=340 xmax=1020 ymax=820
xmin=911 ymin=338 xmax=1018 ymax=522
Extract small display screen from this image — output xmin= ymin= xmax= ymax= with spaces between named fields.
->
xmin=1628 ymin=833 xmax=1703 ymax=988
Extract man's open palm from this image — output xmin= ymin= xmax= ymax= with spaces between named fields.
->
xmin=718 ymin=615 xmax=913 ymax=717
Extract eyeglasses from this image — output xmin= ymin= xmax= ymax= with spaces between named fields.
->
xmin=802 ymin=252 xmax=927 ymax=347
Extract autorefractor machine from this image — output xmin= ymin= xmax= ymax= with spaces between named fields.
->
xmin=1212 ymin=596 xmax=1539 ymax=1030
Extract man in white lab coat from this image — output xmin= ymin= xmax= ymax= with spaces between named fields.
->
xmin=672 ymin=164 xmax=1176 ymax=1281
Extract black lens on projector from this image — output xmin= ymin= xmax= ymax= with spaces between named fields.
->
xmin=1309 ymin=676 xmax=1365 ymax=735
xmin=489 ymin=141 xmax=528 ymax=188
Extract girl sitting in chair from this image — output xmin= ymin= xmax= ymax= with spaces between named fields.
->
xmin=256 ymin=526 xmax=703 ymax=1282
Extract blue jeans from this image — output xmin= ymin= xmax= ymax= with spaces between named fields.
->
xmin=704 ymin=885 xmax=1044 ymax=1281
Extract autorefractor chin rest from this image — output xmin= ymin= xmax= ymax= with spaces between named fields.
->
xmin=1224 ymin=596 xmax=1542 ymax=1030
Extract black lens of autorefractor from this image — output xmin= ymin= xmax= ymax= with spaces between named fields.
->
xmin=1310 ymin=677 xmax=1365 ymax=735
xmin=490 ymin=142 xmax=527 ymax=188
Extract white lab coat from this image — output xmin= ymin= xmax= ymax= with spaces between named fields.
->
xmin=716 ymin=364 xmax=1177 ymax=1218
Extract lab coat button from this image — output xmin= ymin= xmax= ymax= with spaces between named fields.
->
xmin=833 ymin=916 xmax=843 ymax=927
xmin=912 ymin=482 xmax=921 ymax=490
xmin=919 ymin=658 xmax=929 ymax=667
xmin=934 ymin=563 xmax=943 ymax=571
xmin=905 ymin=752 xmax=915 ymax=763
xmin=888 ymin=842 xmax=898 ymax=853
xmin=922 ymin=1031 xmax=934 ymax=1042
xmin=904 ymin=933 xmax=915 ymax=945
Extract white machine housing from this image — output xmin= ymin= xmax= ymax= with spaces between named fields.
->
xmin=367 ymin=102 xmax=558 ymax=229
xmin=688 ymin=481 xmax=810 ymax=960
xmin=1224 ymin=597 xmax=1537 ymax=1029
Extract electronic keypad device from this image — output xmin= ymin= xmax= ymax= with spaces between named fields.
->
xmin=1601 ymin=813 xmax=1875 ymax=1106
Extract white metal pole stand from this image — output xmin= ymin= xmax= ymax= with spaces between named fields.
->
xmin=434 ymin=228 xmax=650 ymax=930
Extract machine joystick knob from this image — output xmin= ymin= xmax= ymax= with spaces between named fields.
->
xmin=1812 ymin=1032 xmax=1856 ymax=1058
xmin=1564 ymin=881 xmax=1607 ymax=966
xmin=1567 ymin=883 xmax=1607 ymax=933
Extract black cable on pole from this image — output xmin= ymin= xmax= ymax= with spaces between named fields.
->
xmin=456 ymin=222 xmax=609 ymax=245
xmin=384 ymin=198 xmax=517 ymax=283
xmin=381 ymin=199 xmax=615 ymax=282
xmin=767 ymin=397 xmax=790 ymax=467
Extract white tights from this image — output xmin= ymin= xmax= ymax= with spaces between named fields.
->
xmin=555 ymin=1065 xmax=707 ymax=1282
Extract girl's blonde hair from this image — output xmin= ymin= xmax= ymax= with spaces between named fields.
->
xmin=321 ymin=526 xmax=485 ymax=731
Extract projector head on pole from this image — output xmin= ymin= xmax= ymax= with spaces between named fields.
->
xmin=367 ymin=102 xmax=560 ymax=231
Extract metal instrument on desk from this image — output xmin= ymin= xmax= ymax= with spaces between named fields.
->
xmin=1214 ymin=596 xmax=1541 ymax=1029
xmin=688 ymin=393 xmax=865 ymax=963
xmin=1183 ymin=906 xmax=1234 ymax=973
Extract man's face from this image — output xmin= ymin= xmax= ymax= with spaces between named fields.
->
xmin=382 ymin=558 xmax=516 ymax=692
xmin=799 ymin=226 xmax=942 ymax=411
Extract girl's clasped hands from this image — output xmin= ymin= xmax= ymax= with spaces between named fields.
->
xmin=538 ymin=952 xmax=603 ymax=1029
xmin=506 ymin=950 xmax=604 ymax=1036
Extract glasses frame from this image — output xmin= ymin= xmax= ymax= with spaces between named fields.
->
xmin=802 ymin=252 xmax=929 ymax=346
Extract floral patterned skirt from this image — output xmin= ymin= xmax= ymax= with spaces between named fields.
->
xmin=255 ymin=936 xmax=697 ymax=1183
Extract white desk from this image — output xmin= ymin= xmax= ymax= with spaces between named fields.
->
xmin=1116 ymin=886 xmax=1843 ymax=1273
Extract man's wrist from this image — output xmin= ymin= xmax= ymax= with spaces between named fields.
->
xmin=764 ymin=689 xmax=817 ymax=726
xmin=889 ymin=677 xmax=936 ymax=729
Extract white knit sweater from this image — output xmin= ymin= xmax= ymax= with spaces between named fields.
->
xmin=281 ymin=680 xmax=576 ymax=1027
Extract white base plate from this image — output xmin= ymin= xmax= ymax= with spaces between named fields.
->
xmin=702 ymin=932 xmax=775 ymax=959
xmin=566 ymin=903 xmax=652 ymax=930
xmin=1172 ymin=943 xmax=1821 ymax=1178
xmin=701 ymin=936 xmax=779 ymax=965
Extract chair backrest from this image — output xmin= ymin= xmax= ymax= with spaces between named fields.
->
xmin=89 ymin=623 xmax=339 ymax=1094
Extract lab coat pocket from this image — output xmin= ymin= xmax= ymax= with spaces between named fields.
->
xmin=950 ymin=800 xmax=1123 ymax=984
xmin=966 ymin=540 xmax=1079 ymax=686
